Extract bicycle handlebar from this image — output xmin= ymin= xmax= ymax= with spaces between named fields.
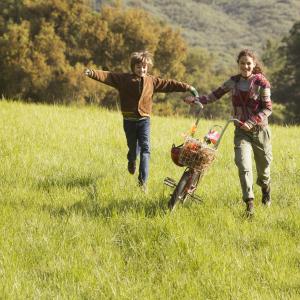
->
xmin=213 ymin=118 xmax=242 ymax=149
xmin=193 ymin=101 xmax=203 ymax=129
xmin=189 ymin=101 xmax=243 ymax=147
xmin=194 ymin=100 xmax=204 ymax=110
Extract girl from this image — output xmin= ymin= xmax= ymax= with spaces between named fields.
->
xmin=185 ymin=49 xmax=272 ymax=215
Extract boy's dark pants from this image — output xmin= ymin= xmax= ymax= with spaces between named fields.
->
xmin=123 ymin=118 xmax=150 ymax=184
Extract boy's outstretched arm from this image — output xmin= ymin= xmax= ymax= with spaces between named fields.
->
xmin=83 ymin=68 xmax=122 ymax=89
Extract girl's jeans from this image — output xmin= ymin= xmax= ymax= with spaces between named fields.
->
xmin=123 ymin=118 xmax=150 ymax=184
xmin=234 ymin=126 xmax=272 ymax=201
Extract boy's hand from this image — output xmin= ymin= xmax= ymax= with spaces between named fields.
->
xmin=84 ymin=68 xmax=93 ymax=77
xmin=189 ymin=86 xmax=199 ymax=97
xmin=184 ymin=95 xmax=208 ymax=105
xmin=184 ymin=96 xmax=196 ymax=104
xmin=184 ymin=96 xmax=204 ymax=110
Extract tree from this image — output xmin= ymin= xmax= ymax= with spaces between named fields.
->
xmin=0 ymin=0 xmax=193 ymax=107
xmin=264 ymin=21 xmax=300 ymax=122
xmin=0 ymin=0 xmax=242 ymax=119
xmin=0 ymin=20 xmax=32 ymax=98
xmin=283 ymin=21 xmax=300 ymax=109
xmin=154 ymin=27 xmax=187 ymax=79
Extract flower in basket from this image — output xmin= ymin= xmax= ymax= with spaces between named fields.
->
xmin=186 ymin=140 xmax=200 ymax=151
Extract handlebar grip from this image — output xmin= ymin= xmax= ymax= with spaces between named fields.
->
xmin=194 ymin=100 xmax=203 ymax=110
xmin=230 ymin=118 xmax=244 ymax=125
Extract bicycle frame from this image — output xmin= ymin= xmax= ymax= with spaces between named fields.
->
xmin=165 ymin=105 xmax=240 ymax=211
xmin=212 ymin=118 xmax=241 ymax=149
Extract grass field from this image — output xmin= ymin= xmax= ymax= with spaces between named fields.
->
xmin=0 ymin=100 xmax=299 ymax=299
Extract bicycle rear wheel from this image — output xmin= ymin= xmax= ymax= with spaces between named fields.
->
xmin=168 ymin=169 xmax=191 ymax=211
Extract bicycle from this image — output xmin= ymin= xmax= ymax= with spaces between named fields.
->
xmin=164 ymin=102 xmax=241 ymax=211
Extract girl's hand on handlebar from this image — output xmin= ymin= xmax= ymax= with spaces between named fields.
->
xmin=240 ymin=122 xmax=252 ymax=131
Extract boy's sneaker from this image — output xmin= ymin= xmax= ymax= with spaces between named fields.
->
xmin=262 ymin=185 xmax=271 ymax=207
xmin=127 ymin=161 xmax=136 ymax=175
xmin=245 ymin=199 xmax=254 ymax=216
xmin=138 ymin=180 xmax=147 ymax=193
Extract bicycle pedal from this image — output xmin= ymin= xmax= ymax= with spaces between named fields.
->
xmin=164 ymin=177 xmax=177 ymax=188
xmin=189 ymin=193 xmax=202 ymax=202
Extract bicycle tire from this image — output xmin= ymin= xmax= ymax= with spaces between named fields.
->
xmin=168 ymin=170 xmax=191 ymax=211
xmin=182 ymin=171 xmax=201 ymax=205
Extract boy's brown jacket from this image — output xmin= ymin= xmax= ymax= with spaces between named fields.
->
xmin=89 ymin=70 xmax=191 ymax=118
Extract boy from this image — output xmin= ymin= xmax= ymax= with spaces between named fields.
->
xmin=85 ymin=50 xmax=198 ymax=191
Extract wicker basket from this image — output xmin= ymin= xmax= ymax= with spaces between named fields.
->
xmin=178 ymin=137 xmax=216 ymax=172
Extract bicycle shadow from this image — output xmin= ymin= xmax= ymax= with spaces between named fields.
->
xmin=37 ymin=174 xmax=99 ymax=191
xmin=42 ymin=183 xmax=168 ymax=219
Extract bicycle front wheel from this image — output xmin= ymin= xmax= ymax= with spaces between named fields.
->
xmin=168 ymin=169 xmax=191 ymax=211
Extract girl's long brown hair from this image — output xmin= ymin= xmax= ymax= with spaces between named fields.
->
xmin=237 ymin=49 xmax=264 ymax=75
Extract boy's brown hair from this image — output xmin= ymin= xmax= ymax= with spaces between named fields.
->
xmin=130 ymin=51 xmax=153 ymax=72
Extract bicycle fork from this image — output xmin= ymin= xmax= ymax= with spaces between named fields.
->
xmin=164 ymin=168 xmax=202 ymax=203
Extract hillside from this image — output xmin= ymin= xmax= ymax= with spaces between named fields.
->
xmin=95 ymin=0 xmax=300 ymax=64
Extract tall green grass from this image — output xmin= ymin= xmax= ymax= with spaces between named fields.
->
xmin=0 ymin=100 xmax=299 ymax=299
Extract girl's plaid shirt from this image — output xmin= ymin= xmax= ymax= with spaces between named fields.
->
xmin=203 ymin=74 xmax=272 ymax=128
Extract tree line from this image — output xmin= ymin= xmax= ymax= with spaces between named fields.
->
xmin=0 ymin=0 xmax=299 ymax=122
